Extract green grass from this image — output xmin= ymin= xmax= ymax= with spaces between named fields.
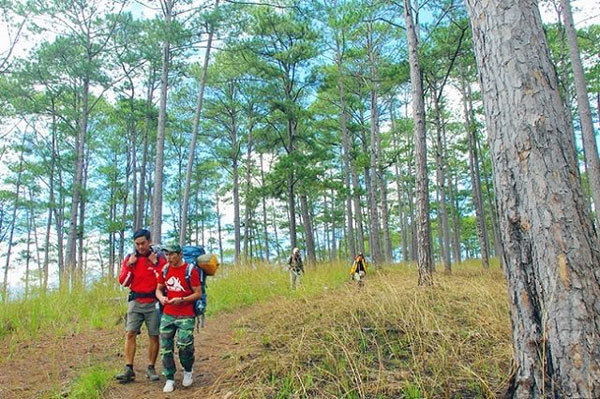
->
xmin=1 ymin=258 xmax=510 ymax=399
xmin=63 ymin=365 xmax=115 ymax=399
xmin=207 ymin=261 xmax=352 ymax=314
xmin=0 ymin=279 xmax=126 ymax=340
xmin=216 ymin=259 xmax=512 ymax=398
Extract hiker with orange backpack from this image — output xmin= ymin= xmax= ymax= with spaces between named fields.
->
xmin=350 ymin=252 xmax=368 ymax=288
xmin=155 ymin=243 xmax=202 ymax=393
xmin=116 ymin=229 xmax=167 ymax=383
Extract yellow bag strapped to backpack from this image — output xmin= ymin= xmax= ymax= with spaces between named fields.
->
xmin=197 ymin=254 xmax=219 ymax=276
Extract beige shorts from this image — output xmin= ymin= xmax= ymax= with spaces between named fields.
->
xmin=126 ymin=300 xmax=160 ymax=336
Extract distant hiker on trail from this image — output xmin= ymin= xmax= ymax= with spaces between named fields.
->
xmin=350 ymin=252 xmax=367 ymax=288
xmin=287 ymin=247 xmax=304 ymax=289
xmin=116 ymin=228 xmax=166 ymax=383
xmin=155 ymin=243 xmax=202 ymax=393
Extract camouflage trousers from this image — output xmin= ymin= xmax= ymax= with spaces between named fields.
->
xmin=160 ymin=314 xmax=195 ymax=380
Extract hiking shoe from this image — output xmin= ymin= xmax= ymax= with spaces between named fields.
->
xmin=163 ymin=379 xmax=175 ymax=393
xmin=182 ymin=370 xmax=193 ymax=387
xmin=115 ymin=367 xmax=135 ymax=383
xmin=146 ymin=365 xmax=159 ymax=381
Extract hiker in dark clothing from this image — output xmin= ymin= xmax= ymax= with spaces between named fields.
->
xmin=116 ymin=229 xmax=166 ymax=383
xmin=287 ymin=247 xmax=304 ymax=289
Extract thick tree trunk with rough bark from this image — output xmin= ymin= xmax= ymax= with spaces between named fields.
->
xmin=465 ymin=1 xmax=600 ymax=397
xmin=404 ymin=0 xmax=433 ymax=284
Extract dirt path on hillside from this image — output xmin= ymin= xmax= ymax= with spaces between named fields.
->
xmin=0 ymin=309 xmax=248 ymax=399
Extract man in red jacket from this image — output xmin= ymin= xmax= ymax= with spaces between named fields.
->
xmin=116 ymin=229 xmax=166 ymax=383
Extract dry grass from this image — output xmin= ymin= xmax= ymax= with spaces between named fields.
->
xmin=218 ymin=260 xmax=513 ymax=399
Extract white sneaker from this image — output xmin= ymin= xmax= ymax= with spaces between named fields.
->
xmin=163 ymin=379 xmax=175 ymax=393
xmin=182 ymin=370 xmax=193 ymax=387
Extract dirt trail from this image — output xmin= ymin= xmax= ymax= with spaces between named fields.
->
xmin=0 ymin=309 xmax=248 ymax=399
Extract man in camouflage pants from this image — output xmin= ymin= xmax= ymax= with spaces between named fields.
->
xmin=156 ymin=244 xmax=202 ymax=393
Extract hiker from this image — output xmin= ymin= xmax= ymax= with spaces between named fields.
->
xmin=287 ymin=247 xmax=304 ymax=289
xmin=155 ymin=243 xmax=202 ymax=393
xmin=350 ymin=252 xmax=367 ymax=288
xmin=116 ymin=228 xmax=167 ymax=383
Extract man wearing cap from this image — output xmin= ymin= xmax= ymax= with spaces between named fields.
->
xmin=156 ymin=243 xmax=202 ymax=393
xmin=287 ymin=247 xmax=304 ymax=289
xmin=116 ymin=228 xmax=166 ymax=383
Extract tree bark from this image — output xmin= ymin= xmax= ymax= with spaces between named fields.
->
xmin=2 ymin=134 xmax=25 ymax=301
xmin=433 ymin=89 xmax=451 ymax=272
xmin=299 ymin=191 xmax=317 ymax=267
xmin=136 ymin=68 xmax=155 ymax=231
xmin=465 ymin=1 xmax=600 ymax=396
xmin=461 ymin=78 xmax=490 ymax=268
xmin=404 ymin=0 xmax=433 ymax=284
xmin=260 ymin=153 xmax=270 ymax=261
xmin=335 ymin=34 xmax=357 ymax=258
xmin=180 ymin=2 xmax=217 ymax=244
xmin=560 ymin=0 xmax=600 ymax=232
xmin=151 ymin=0 xmax=173 ymax=244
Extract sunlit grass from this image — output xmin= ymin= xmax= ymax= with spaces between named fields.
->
xmin=217 ymin=259 xmax=512 ymax=398
xmin=1 ymin=258 xmax=512 ymax=398
xmin=0 ymin=279 xmax=126 ymax=340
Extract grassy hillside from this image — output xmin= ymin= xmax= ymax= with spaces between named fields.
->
xmin=0 ymin=260 xmax=512 ymax=398
xmin=216 ymin=260 xmax=512 ymax=398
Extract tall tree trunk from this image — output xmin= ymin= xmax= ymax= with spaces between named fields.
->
xmin=335 ymin=35 xmax=356 ymax=258
xmin=77 ymin=147 xmax=90 ymax=284
xmin=260 ymin=154 xmax=270 ymax=261
xmin=299 ymin=191 xmax=317 ymax=267
xmin=462 ymin=79 xmax=490 ymax=268
xmin=2 ymin=133 xmax=25 ymax=301
xmin=367 ymin=27 xmax=382 ymax=264
xmin=66 ymin=76 xmax=89 ymax=287
xmin=180 ymin=3 xmax=217 ymax=244
xmin=404 ymin=0 xmax=433 ymax=284
xmin=287 ymin=121 xmax=298 ymax=250
xmin=447 ymin=169 xmax=462 ymax=264
xmin=243 ymin=138 xmax=252 ymax=262
xmin=433 ymin=90 xmax=451 ymax=272
xmin=151 ymin=0 xmax=173 ymax=244
xmin=136 ymin=68 xmax=156 ymax=231
xmin=232 ymin=127 xmax=241 ymax=265
xmin=465 ymin=1 xmax=600 ymax=396
xmin=351 ymin=162 xmax=365 ymax=255
xmin=560 ymin=0 xmax=600 ymax=232
xmin=330 ymin=186 xmax=337 ymax=261
xmin=216 ymin=193 xmax=224 ymax=262
xmin=43 ymin=116 xmax=57 ymax=291
xmin=25 ymin=200 xmax=32 ymax=299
